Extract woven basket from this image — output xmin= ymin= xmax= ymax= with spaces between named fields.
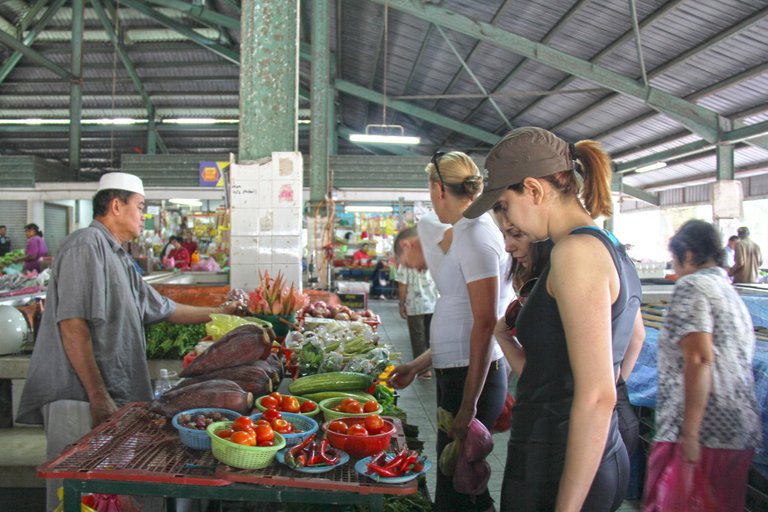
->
xmin=319 ymin=397 xmax=382 ymax=421
xmin=250 ymin=412 xmax=318 ymax=447
xmin=254 ymin=395 xmax=320 ymax=418
xmin=172 ymin=408 xmax=240 ymax=451
xmin=207 ymin=421 xmax=285 ymax=469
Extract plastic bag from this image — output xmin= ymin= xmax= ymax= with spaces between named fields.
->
xmin=491 ymin=392 xmax=515 ymax=433
xmin=452 ymin=419 xmax=494 ymax=495
xmin=646 ymin=446 xmax=716 ymax=512
xmin=190 ymin=257 xmax=221 ymax=272
xmin=318 ymin=351 xmax=345 ymax=373
xmin=439 ymin=439 xmax=461 ymax=476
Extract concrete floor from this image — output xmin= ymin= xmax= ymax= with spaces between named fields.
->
xmin=0 ymin=298 xmax=641 ymax=511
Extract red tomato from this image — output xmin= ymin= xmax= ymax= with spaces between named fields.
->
xmin=258 ymin=440 xmax=275 ymax=447
xmin=269 ymin=391 xmax=283 ymax=404
xmin=230 ymin=430 xmax=254 ymax=446
xmin=341 ymin=398 xmax=359 ymax=407
xmin=328 ymin=420 xmax=349 ymax=434
xmin=260 ymin=395 xmax=279 ymax=410
xmin=262 ymin=408 xmax=282 ymax=422
xmin=344 ymin=402 xmax=364 ymax=414
xmin=216 ymin=428 xmax=233 ymax=439
xmin=255 ymin=424 xmax=275 ymax=444
xmin=254 ymin=419 xmax=271 ymax=428
xmin=363 ymin=400 xmax=379 ymax=413
xmin=271 ymin=418 xmax=291 ymax=434
xmin=232 ymin=416 xmax=253 ymax=432
xmin=347 ymin=424 xmax=369 ymax=436
xmin=364 ymin=414 xmax=384 ymax=435
xmin=282 ymin=396 xmax=300 ymax=414
xmin=300 ymin=400 xmax=317 ymax=413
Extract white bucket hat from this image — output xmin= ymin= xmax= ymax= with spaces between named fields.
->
xmin=97 ymin=172 xmax=145 ymax=196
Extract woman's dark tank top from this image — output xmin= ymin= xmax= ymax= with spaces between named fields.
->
xmin=509 ymin=227 xmax=642 ymax=449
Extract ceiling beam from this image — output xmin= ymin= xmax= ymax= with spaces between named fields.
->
xmin=550 ymin=5 xmax=768 ymax=136
xmin=0 ymin=21 xmax=75 ymax=81
xmin=144 ymin=0 xmax=240 ymax=30
xmin=369 ymin=0 xmax=722 ymax=143
xmin=0 ymin=0 xmax=66 ymax=84
xmin=335 ymin=79 xmax=500 ymax=146
xmin=118 ymin=0 xmax=239 ymax=64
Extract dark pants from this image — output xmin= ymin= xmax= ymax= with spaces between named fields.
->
xmin=434 ymin=359 xmax=508 ymax=512
xmin=616 ymin=379 xmax=639 ymax=458
xmin=406 ymin=313 xmax=431 ymax=358
xmin=500 ymin=411 xmax=629 ymax=512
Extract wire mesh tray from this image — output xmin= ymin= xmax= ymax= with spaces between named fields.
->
xmin=215 ymin=417 xmax=417 ymax=495
xmin=38 ymin=403 xmax=230 ymax=487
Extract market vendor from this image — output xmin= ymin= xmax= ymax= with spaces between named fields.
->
xmin=352 ymin=243 xmax=371 ymax=263
xmin=16 ymin=172 xmax=246 ymax=511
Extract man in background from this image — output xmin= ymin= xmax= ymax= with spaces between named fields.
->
xmin=730 ymin=226 xmax=763 ymax=284
xmin=724 ymin=235 xmax=738 ymax=269
xmin=0 ymin=225 xmax=10 ymax=256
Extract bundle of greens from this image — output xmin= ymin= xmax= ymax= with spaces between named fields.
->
xmin=145 ymin=321 xmax=206 ymax=359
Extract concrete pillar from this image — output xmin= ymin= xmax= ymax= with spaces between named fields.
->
xmin=310 ymin=0 xmax=330 ymax=204
xmin=68 ymin=0 xmax=83 ymax=177
xmin=238 ymin=0 xmax=298 ymax=161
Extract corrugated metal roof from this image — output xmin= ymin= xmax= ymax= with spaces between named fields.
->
xmin=0 ymin=0 xmax=766 ymax=199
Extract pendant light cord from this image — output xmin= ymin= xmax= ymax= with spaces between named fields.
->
xmin=382 ymin=0 xmax=388 ymax=124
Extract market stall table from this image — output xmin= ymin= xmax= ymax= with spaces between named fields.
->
xmin=39 ymin=403 xmax=419 ymax=512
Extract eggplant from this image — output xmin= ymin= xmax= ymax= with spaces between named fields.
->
xmin=180 ymin=323 xmax=271 ymax=378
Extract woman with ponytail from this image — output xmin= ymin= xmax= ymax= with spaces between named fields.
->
xmin=388 ymin=151 xmax=511 ymax=511
xmin=465 ymin=128 xmax=643 ymax=511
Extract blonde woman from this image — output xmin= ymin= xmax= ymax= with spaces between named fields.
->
xmin=389 ymin=152 xmax=510 ymax=512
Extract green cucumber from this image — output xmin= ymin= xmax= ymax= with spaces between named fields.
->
xmin=300 ymin=390 xmax=376 ymax=403
xmin=288 ymin=371 xmax=373 ymax=395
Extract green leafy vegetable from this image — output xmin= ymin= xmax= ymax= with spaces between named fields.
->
xmin=144 ymin=321 xmax=206 ymax=360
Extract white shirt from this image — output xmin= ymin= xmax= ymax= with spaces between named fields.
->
xmin=430 ymin=213 xmax=510 ymax=369
xmin=416 ymin=211 xmax=451 ymax=292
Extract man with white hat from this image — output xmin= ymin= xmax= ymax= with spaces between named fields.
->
xmin=17 ymin=172 xmax=245 ymax=511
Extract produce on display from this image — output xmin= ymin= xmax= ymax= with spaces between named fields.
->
xmin=145 ymin=322 xmax=206 ymax=360
xmin=257 ymin=392 xmax=318 ymax=415
xmin=0 ymin=250 xmax=26 ymax=274
xmin=214 ymin=415 xmax=277 ymax=447
xmin=365 ymin=448 xmax=426 ymax=479
xmin=149 ymin=379 xmax=253 ymax=417
xmin=298 ymin=390 xmax=376 ymax=404
xmin=176 ymin=411 xmax=228 ymax=430
xmin=284 ymin=434 xmax=343 ymax=468
xmin=173 ymin=364 xmax=273 ymax=396
xmin=180 ymin=323 xmax=271 ymax=378
xmin=248 ymin=270 xmax=307 ymax=316
xmin=324 ymin=416 xmax=396 ymax=459
xmin=299 ymin=301 xmax=378 ymax=322
xmin=205 ymin=313 xmax=274 ymax=341
xmin=288 ymin=371 xmax=374 ymax=396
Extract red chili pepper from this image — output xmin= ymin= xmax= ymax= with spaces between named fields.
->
xmin=381 ymin=447 xmax=408 ymax=471
xmin=397 ymin=452 xmax=420 ymax=475
xmin=366 ymin=463 xmax=402 ymax=478
xmin=308 ymin=441 xmax=320 ymax=466
xmin=290 ymin=433 xmax=316 ymax=456
xmin=318 ymin=438 xmax=338 ymax=465
xmin=369 ymin=450 xmax=388 ymax=467
xmin=295 ymin=453 xmax=307 ymax=467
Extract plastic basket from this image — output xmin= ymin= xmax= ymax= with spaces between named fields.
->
xmin=172 ymin=408 xmax=241 ymax=451
xmin=250 ymin=412 xmax=318 ymax=447
xmin=324 ymin=417 xmax=395 ymax=459
xmin=207 ymin=421 xmax=285 ymax=470
xmin=254 ymin=395 xmax=320 ymax=418
xmin=319 ymin=397 xmax=382 ymax=421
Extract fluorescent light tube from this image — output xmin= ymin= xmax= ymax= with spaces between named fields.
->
xmin=349 ymin=134 xmax=420 ymax=144
xmin=634 ymin=162 xmax=667 ymax=173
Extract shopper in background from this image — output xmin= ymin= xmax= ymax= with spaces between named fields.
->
xmin=389 ymin=151 xmax=510 ymax=512
xmin=729 ymin=226 xmax=763 ymax=284
xmin=168 ymin=235 xmax=191 ymax=269
xmin=724 ymin=234 xmax=738 ymax=269
xmin=0 ymin=225 xmax=11 ymax=256
xmin=465 ymin=127 xmax=641 ymax=511
xmin=395 ymin=261 xmax=438 ymax=379
xmin=644 ymin=219 xmax=760 ymax=511
xmin=23 ymin=222 xmax=48 ymax=273
xmin=16 ymin=173 xmax=245 ymax=511
xmin=182 ymin=230 xmax=198 ymax=257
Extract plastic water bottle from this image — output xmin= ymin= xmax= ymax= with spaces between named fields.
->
xmin=153 ymin=368 xmax=173 ymax=399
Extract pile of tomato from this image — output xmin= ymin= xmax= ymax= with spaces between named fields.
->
xmin=261 ymin=392 xmax=317 ymax=414
xmin=330 ymin=397 xmax=379 ymax=415
xmin=327 ymin=414 xmax=385 ymax=436
xmin=216 ymin=415 xmax=286 ymax=447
